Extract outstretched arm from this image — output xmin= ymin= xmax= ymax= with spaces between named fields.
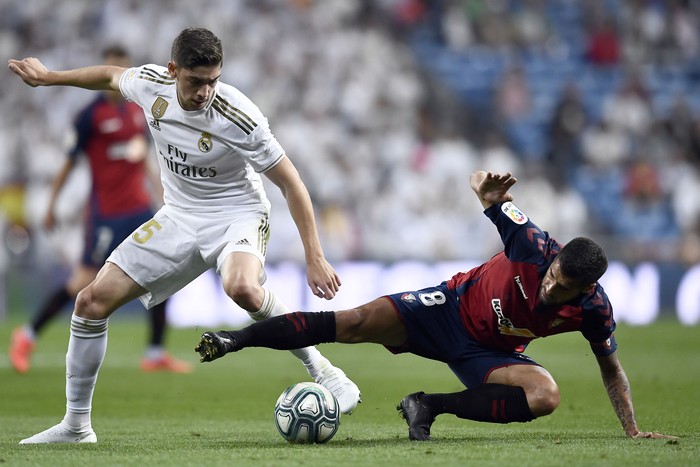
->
xmin=470 ymin=171 xmax=518 ymax=210
xmin=264 ymin=156 xmax=341 ymax=300
xmin=596 ymin=352 xmax=677 ymax=439
xmin=8 ymin=57 xmax=124 ymax=91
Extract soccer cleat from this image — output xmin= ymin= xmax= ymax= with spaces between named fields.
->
xmin=397 ymin=392 xmax=436 ymax=441
xmin=308 ymin=358 xmax=361 ymax=415
xmin=9 ymin=327 xmax=35 ymax=374
xmin=195 ymin=331 xmax=236 ymax=362
xmin=140 ymin=353 xmax=193 ymax=373
xmin=19 ymin=423 xmax=97 ymax=444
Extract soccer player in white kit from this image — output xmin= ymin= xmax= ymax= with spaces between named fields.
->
xmin=8 ymin=27 xmax=361 ymax=444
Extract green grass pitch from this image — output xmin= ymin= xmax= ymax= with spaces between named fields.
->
xmin=0 ymin=315 xmax=698 ymax=466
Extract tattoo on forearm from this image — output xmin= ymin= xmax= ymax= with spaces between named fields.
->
xmin=606 ymin=374 xmax=635 ymax=430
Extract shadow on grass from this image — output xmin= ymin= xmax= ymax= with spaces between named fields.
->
xmin=174 ymin=429 xmax=633 ymax=450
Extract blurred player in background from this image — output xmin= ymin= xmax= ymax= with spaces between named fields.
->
xmin=197 ymin=171 xmax=676 ymax=442
xmin=8 ymin=45 xmax=191 ymax=375
xmin=9 ymin=27 xmax=360 ymax=444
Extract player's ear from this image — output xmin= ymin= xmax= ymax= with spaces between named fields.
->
xmin=167 ymin=61 xmax=177 ymax=78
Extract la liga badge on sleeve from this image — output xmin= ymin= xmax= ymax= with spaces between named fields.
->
xmin=502 ymin=202 xmax=528 ymax=225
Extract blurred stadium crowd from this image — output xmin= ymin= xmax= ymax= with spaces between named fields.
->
xmin=1 ymin=0 xmax=700 ymax=277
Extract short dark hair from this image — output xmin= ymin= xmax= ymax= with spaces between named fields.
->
xmin=101 ymin=44 xmax=129 ymax=60
xmin=557 ymin=237 xmax=608 ymax=285
xmin=170 ymin=27 xmax=223 ymax=69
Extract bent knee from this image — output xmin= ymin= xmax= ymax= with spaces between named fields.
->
xmin=223 ymin=280 xmax=262 ymax=311
xmin=74 ymin=287 xmax=108 ymax=320
xmin=527 ymin=382 xmax=560 ymax=417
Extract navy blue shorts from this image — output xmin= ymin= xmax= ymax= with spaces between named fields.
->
xmin=82 ymin=208 xmax=154 ymax=268
xmin=384 ymin=282 xmax=540 ymax=388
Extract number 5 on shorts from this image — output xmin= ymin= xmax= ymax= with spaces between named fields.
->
xmin=132 ymin=219 xmax=162 ymax=244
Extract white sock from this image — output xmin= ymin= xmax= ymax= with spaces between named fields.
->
xmin=249 ymin=288 xmax=323 ymax=367
xmin=22 ymin=324 xmax=36 ymax=341
xmin=63 ymin=314 xmax=108 ymax=430
xmin=144 ymin=346 xmax=165 ymax=360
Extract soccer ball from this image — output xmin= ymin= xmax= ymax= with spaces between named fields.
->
xmin=274 ymin=382 xmax=340 ymax=444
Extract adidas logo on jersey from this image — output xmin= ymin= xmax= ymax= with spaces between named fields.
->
xmin=235 ymin=238 xmax=251 ymax=246
xmin=149 ymin=119 xmax=161 ymax=131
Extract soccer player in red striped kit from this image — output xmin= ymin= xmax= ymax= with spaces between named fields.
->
xmin=197 ymin=170 xmax=676 ymax=442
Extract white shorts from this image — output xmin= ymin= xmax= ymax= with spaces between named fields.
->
xmin=107 ymin=204 xmax=270 ymax=308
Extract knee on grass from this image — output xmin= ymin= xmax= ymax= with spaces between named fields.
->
xmin=526 ymin=383 xmax=560 ymax=417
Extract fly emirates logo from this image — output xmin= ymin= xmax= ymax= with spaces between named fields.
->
xmin=491 ymin=299 xmax=536 ymax=338
xmin=161 ymin=144 xmax=217 ymax=178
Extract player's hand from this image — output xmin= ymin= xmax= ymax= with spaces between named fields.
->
xmin=471 ymin=171 xmax=517 ymax=206
xmin=125 ymin=135 xmax=149 ymax=162
xmin=629 ymin=431 xmax=679 ymax=440
xmin=306 ymin=257 xmax=341 ymax=300
xmin=43 ymin=210 xmax=56 ymax=231
xmin=8 ymin=57 xmax=51 ymax=87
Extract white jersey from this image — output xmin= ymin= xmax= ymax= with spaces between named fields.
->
xmin=119 ymin=64 xmax=284 ymax=213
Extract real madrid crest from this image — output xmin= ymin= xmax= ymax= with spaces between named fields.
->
xmin=151 ymin=97 xmax=168 ymax=119
xmin=198 ymin=132 xmax=213 ymax=153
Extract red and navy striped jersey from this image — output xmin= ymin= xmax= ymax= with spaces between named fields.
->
xmin=446 ymin=202 xmax=616 ymax=356
xmin=70 ymin=95 xmax=151 ymax=216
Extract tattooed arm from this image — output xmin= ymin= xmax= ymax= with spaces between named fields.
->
xmin=596 ymin=352 xmax=676 ymax=439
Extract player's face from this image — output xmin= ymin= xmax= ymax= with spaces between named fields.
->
xmin=168 ymin=62 xmax=221 ymax=111
xmin=538 ymin=259 xmax=592 ymax=306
